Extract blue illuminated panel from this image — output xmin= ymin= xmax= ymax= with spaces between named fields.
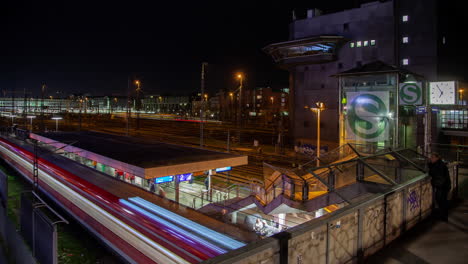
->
xmin=215 ymin=167 xmax=232 ymax=173
xmin=154 ymin=176 xmax=174 ymax=184
xmin=178 ymin=173 xmax=193 ymax=182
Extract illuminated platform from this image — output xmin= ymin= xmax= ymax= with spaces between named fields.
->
xmin=30 ymin=131 xmax=247 ymax=179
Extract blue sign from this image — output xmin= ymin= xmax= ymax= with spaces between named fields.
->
xmin=216 ymin=167 xmax=232 ymax=173
xmin=415 ymin=106 xmax=426 ymax=114
xmin=178 ymin=173 xmax=193 ymax=182
xmin=155 ymin=176 xmax=174 ymax=184
xmin=431 ymin=107 xmax=440 ymax=113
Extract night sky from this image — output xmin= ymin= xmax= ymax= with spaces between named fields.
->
xmin=1 ymin=0 xmax=465 ymax=97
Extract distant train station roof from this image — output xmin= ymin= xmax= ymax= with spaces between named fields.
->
xmin=31 ymin=131 xmax=248 ymax=179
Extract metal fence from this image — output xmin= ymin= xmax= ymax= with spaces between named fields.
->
xmin=0 ymin=170 xmax=37 ymax=264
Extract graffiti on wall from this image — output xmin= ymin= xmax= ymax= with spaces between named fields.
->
xmin=407 ymin=190 xmax=420 ymax=211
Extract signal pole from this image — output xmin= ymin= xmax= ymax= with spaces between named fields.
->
xmin=200 ymin=62 xmax=208 ymax=148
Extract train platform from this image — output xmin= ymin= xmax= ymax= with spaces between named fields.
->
xmin=6 ymin=135 xmax=258 ymax=243
xmin=30 ymin=131 xmax=247 ymax=179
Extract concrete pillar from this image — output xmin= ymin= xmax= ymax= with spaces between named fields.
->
xmin=175 ymin=174 xmax=180 ymax=203
xmin=231 ymin=211 xmax=237 ymax=224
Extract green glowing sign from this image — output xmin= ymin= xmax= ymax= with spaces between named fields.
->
xmin=399 ymin=82 xmax=422 ymax=105
xmin=346 ymin=92 xmax=389 ymax=142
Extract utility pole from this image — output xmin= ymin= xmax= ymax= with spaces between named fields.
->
xmin=23 ymin=88 xmax=28 ymax=127
xmin=200 ymin=62 xmax=208 ymax=148
xmin=126 ymin=76 xmax=131 ymax=136
xmin=40 ymin=83 xmax=46 ymax=132
xmin=78 ymin=97 xmax=82 ymax=131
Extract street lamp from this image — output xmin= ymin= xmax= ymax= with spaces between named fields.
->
xmin=51 ymin=116 xmax=63 ymax=132
xmin=236 ymin=73 xmax=243 ymax=144
xmin=135 ymin=80 xmax=142 ymax=130
xmin=306 ymin=101 xmax=326 ymax=166
xmin=460 ymin=89 xmax=465 ymax=105
xmin=27 ymin=115 xmax=36 ymax=131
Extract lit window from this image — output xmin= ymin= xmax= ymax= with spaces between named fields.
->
xmin=370 ymin=40 xmax=376 ymax=46
xmin=356 ymin=41 xmax=362 ymax=47
xmin=402 ymin=58 xmax=409 ymax=65
xmin=402 ymin=36 xmax=409 ymax=43
xmin=402 ymin=15 xmax=408 ymax=22
xmin=350 ymin=42 xmax=355 ymax=48
xmin=256 ymin=95 xmax=262 ymax=99
xmin=363 ymin=40 xmax=369 ymax=47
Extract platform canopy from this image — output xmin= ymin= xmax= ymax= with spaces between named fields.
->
xmin=31 ymin=131 xmax=247 ymax=179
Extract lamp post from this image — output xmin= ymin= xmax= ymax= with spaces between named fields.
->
xmin=236 ymin=73 xmax=243 ymax=145
xmin=27 ymin=115 xmax=36 ymax=131
xmin=135 ymin=80 xmax=141 ymax=130
xmin=51 ymin=116 xmax=62 ymax=132
xmin=306 ymin=101 xmax=326 ymax=167
xmin=460 ymin=89 xmax=465 ymax=105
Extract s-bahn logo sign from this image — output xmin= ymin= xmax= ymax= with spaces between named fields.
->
xmin=399 ymin=82 xmax=422 ymax=105
xmin=346 ymin=92 xmax=389 ymax=142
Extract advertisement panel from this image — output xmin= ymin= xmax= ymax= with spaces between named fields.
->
xmin=346 ymin=91 xmax=390 ymax=142
xmin=399 ymin=82 xmax=422 ymax=105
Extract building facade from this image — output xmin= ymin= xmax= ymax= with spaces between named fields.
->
xmin=264 ymin=0 xmax=460 ymax=147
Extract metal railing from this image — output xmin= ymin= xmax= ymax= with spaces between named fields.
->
xmin=203 ymin=171 xmax=436 ymax=264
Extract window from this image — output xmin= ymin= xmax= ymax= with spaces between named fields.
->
xmin=402 ymin=36 xmax=409 ymax=43
xmin=402 ymin=58 xmax=409 ymax=65
xmin=402 ymin=15 xmax=408 ymax=22
xmin=356 ymin=41 xmax=362 ymax=47
xmin=343 ymin=23 xmax=349 ymax=31
xmin=363 ymin=40 xmax=369 ymax=47
xmin=256 ymin=95 xmax=262 ymax=99
xmin=350 ymin=42 xmax=355 ymax=48
xmin=338 ymin=63 xmax=343 ymax=69
xmin=370 ymin=40 xmax=376 ymax=46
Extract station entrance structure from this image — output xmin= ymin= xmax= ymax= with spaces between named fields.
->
xmin=199 ymin=143 xmax=430 ymax=237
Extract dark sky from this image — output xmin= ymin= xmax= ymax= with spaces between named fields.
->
xmin=1 ymin=0 xmax=374 ymax=97
xmin=2 ymin=0 xmax=465 ymax=97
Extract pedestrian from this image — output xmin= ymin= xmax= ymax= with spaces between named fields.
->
xmin=428 ymin=152 xmax=451 ymax=221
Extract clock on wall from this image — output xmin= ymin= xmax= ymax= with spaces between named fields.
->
xmin=429 ymin=81 xmax=456 ymax=105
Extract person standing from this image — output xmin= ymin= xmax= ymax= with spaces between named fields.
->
xmin=428 ymin=153 xmax=451 ymax=221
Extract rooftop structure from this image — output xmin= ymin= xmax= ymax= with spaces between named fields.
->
xmin=30 ymin=131 xmax=247 ymax=179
